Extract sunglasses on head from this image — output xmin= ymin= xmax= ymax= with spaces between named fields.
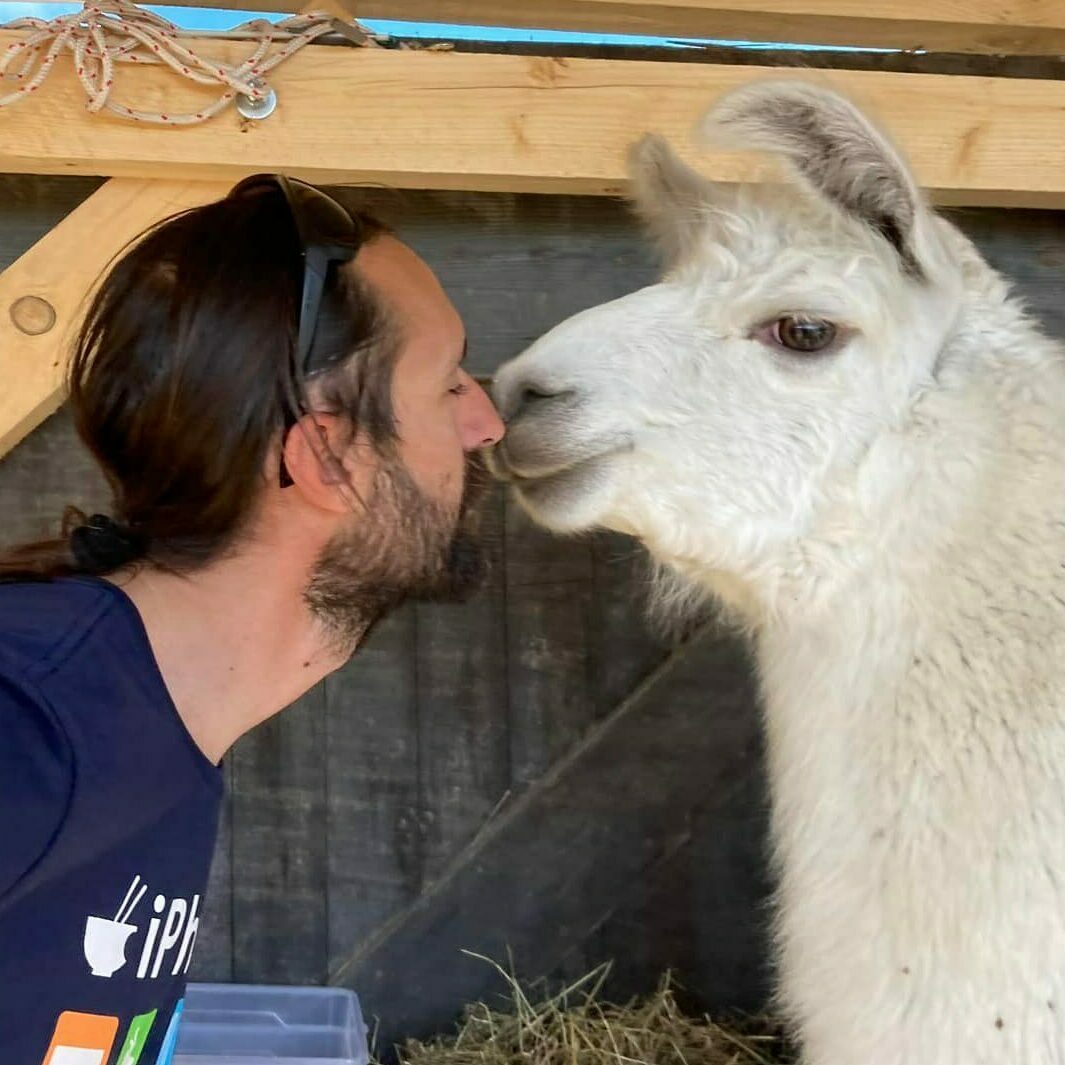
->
xmin=228 ymin=173 xmax=367 ymax=485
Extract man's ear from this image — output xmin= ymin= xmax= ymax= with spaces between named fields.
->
xmin=281 ymin=413 xmax=363 ymax=514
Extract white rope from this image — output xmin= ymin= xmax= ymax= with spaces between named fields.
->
xmin=0 ymin=0 xmax=369 ymax=125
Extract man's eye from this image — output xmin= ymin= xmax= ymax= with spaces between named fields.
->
xmin=449 ymin=382 xmax=470 ymax=397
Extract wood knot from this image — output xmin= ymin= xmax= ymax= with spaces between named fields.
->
xmin=528 ymin=56 xmax=569 ymax=86
xmin=10 ymin=294 xmax=56 ymax=336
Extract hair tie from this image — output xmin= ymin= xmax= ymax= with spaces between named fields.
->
xmin=69 ymin=514 xmax=147 ymax=574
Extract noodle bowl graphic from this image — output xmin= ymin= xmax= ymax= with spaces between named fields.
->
xmin=84 ymin=874 xmax=146 ymax=978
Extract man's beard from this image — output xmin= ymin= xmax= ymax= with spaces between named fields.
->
xmin=304 ymin=452 xmax=492 ymax=653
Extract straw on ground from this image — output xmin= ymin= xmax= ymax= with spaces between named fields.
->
xmin=388 ymin=954 xmax=792 ymax=1065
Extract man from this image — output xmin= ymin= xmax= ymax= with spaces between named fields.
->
xmin=0 ymin=175 xmax=504 ymax=1064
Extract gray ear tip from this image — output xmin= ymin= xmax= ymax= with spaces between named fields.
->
xmin=716 ymin=78 xmax=847 ymax=110
xmin=700 ymin=79 xmax=852 ymax=142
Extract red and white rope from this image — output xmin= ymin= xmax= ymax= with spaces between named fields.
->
xmin=0 ymin=0 xmax=356 ymax=125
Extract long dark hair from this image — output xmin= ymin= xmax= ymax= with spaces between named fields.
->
xmin=0 ymin=182 xmax=394 ymax=580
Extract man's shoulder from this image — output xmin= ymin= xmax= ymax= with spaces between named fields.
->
xmin=0 ymin=577 xmax=122 ymax=679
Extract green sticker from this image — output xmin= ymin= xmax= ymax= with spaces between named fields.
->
xmin=114 ymin=1009 xmax=158 ymax=1065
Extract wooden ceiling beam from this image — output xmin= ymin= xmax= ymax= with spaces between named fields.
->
xmin=32 ymin=0 xmax=1064 ymax=56
xmin=345 ymin=0 xmax=1065 ymax=55
xmin=0 ymin=179 xmax=228 ymax=459
xmin=0 ymin=39 xmax=1062 ymax=209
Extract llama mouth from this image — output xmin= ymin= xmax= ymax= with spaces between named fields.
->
xmin=504 ymin=451 xmax=626 ymax=513
xmin=492 ymin=447 xmax=620 ymax=487
xmin=488 ymin=437 xmax=631 ymax=531
xmin=489 ymin=436 xmax=572 ymax=484
xmin=489 ymin=432 xmax=632 ymax=483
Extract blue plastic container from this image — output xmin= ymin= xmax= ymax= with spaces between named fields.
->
xmin=173 ymin=982 xmax=370 ymax=1065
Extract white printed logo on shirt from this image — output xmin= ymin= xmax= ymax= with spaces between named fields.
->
xmin=84 ymin=875 xmax=201 ymax=980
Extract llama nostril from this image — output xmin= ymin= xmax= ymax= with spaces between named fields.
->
xmin=521 ymin=384 xmax=557 ymax=407
xmin=510 ymin=382 xmax=573 ymax=420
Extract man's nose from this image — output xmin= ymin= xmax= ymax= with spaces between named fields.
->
xmin=465 ymin=378 xmax=506 ymax=449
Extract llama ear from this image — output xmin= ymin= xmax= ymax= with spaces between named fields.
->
xmin=627 ymin=132 xmax=717 ymax=266
xmin=702 ymin=81 xmax=927 ymax=278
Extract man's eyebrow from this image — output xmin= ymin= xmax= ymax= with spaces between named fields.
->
xmin=460 ymin=338 xmax=468 ymax=364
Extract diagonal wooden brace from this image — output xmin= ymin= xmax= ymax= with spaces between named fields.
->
xmin=0 ymin=177 xmax=228 ymax=459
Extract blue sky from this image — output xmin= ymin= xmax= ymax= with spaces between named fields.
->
xmin=0 ymin=4 xmax=898 ymax=51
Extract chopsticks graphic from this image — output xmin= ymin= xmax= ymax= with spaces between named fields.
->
xmin=114 ymin=874 xmax=147 ymax=925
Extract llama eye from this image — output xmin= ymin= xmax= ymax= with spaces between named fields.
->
xmin=771 ymin=316 xmax=838 ymax=354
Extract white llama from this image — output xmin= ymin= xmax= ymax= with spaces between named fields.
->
xmin=489 ymin=81 xmax=1065 ymax=1065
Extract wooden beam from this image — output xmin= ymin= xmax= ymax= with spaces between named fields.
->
xmin=346 ymin=1 xmax=1065 ymax=55
xmin=0 ymin=179 xmax=227 ymax=459
xmin=58 ymin=0 xmax=1065 ymax=56
xmin=0 ymin=39 xmax=1062 ymax=208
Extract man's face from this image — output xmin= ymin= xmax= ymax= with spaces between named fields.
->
xmin=305 ymin=237 xmax=504 ymax=648
xmin=355 ymin=236 xmax=503 ymax=508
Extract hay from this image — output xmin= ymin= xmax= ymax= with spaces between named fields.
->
xmin=389 ymin=955 xmax=792 ymax=1065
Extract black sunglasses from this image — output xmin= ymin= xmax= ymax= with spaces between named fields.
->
xmin=229 ymin=173 xmax=366 ymax=485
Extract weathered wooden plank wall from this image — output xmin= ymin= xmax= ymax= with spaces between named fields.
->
xmin=3 ymin=174 xmax=1065 ymax=1050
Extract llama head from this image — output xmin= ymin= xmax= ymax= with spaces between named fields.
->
xmin=490 ymin=81 xmax=971 ymax=619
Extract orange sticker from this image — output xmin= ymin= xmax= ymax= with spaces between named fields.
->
xmin=41 ymin=1011 xmax=120 ymax=1065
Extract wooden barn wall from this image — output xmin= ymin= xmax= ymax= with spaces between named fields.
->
xmin=3 ymin=174 xmax=1065 ymax=1049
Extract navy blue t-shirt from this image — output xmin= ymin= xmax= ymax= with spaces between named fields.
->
xmin=0 ymin=577 xmax=223 ymax=1065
